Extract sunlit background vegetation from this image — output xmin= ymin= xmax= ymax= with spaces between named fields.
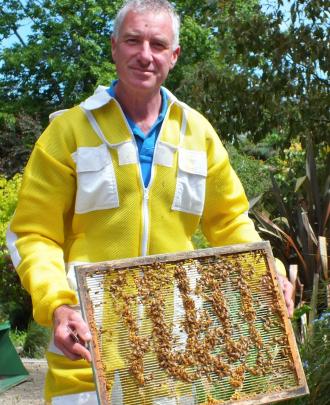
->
xmin=0 ymin=0 xmax=329 ymax=402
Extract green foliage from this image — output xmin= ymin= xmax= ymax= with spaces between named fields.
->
xmin=175 ymin=0 xmax=329 ymax=147
xmin=1 ymin=0 xmax=328 ymax=150
xmin=268 ymin=141 xmax=329 ymax=208
xmin=0 ymin=0 xmax=216 ymax=125
xmin=251 ymin=140 xmax=329 ymax=295
xmin=0 ymin=0 xmax=119 ymax=120
xmin=0 ymin=174 xmax=21 ymax=245
xmin=0 ymin=112 xmax=41 ymax=176
xmin=9 ymin=328 xmax=27 ymax=348
xmin=225 ymin=143 xmax=271 ymax=201
xmin=192 ymin=144 xmax=272 ymax=247
xmin=0 ymin=174 xmax=32 ymax=328
xmin=301 ymin=310 xmax=330 ymax=405
xmin=239 ymin=131 xmax=286 ymax=160
xmin=192 ymin=227 xmax=209 ymax=250
xmin=22 ymin=320 xmax=50 ymax=358
xmin=167 ymin=15 xmax=217 ymax=90
xmin=292 ymin=304 xmax=311 ymax=322
xmin=281 ymin=310 xmax=330 ymax=405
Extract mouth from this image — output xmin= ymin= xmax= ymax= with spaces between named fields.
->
xmin=130 ymin=67 xmax=154 ymax=74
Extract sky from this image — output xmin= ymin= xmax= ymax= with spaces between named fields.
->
xmin=1 ymin=17 xmax=31 ymax=50
xmin=0 ymin=0 xmax=301 ymax=51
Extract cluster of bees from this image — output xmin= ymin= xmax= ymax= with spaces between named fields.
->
xmin=86 ymin=251 xmax=295 ymax=402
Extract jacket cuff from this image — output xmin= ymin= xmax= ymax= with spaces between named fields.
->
xmin=274 ymin=258 xmax=287 ymax=277
xmin=33 ymin=290 xmax=78 ymax=327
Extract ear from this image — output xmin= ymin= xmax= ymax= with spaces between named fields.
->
xmin=170 ymin=46 xmax=181 ymax=69
xmin=111 ymin=36 xmax=117 ymax=62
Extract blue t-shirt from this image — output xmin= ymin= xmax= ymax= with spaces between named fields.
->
xmin=107 ymin=81 xmax=168 ymax=187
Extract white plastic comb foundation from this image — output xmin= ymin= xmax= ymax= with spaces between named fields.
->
xmin=75 ymin=241 xmax=308 ymax=405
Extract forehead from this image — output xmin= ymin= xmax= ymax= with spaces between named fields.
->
xmin=119 ymin=10 xmax=174 ymax=40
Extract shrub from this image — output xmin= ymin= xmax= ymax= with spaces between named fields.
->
xmin=251 ymin=140 xmax=329 ymax=295
xmin=9 ymin=328 xmax=27 ymax=349
xmin=22 ymin=320 xmax=50 ymax=359
xmin=281 ymin=310 xmax=330 ymax=405
xmin=226 ymin=143 xmax=271 ymax=201
xmin=269 ymin=140 xmax=328 ymax=203
xmin=251 ymin=139 xmax=329 ymax=405
xmin=0 ymin=174 xmax=32 ymax=328
xmin=0 ymin=112 xmax=40 ymax=177
xmin=0 ymin=174 xmax=22 ymax=245
xmin=192 ymin=227 xmax=209 ymax=249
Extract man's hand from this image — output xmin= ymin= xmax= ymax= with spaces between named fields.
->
xmin=53 ymin=305 xmax=92 ymax=362
xmin=277 ymin=274 xmax=294 ymax=318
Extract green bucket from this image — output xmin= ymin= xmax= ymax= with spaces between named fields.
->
xmin=0 ymin=321 xmax=29 ymax=393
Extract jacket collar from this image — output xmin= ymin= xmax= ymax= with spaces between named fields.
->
xmin=80 ymin=85 xmax=181 ymax=111
xmin=80 ymin=85 xmax=112 ymax=110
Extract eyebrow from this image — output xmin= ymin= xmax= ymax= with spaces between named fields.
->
xmin=122 ymin=31 xmax=171 ymax=46
xmin=122 ymin=30 xmax=143 ymax=39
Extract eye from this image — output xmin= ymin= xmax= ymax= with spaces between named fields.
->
xmin=151 ymin=41 xmax=167 ymax=50
xmin=126 ymin=37 xmax=139 ymax=45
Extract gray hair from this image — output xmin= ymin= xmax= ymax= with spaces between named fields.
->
xmin=112 ymin=0 xmax=180 ymax=50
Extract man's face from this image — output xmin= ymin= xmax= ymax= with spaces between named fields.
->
xmin=111 ymin=10 xmax=180 ymax=95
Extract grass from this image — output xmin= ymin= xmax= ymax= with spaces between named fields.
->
xmin=9 ymin=328 xmax=27 ymax=348
xmin=8 ymin=321 xmax=50 ymax=359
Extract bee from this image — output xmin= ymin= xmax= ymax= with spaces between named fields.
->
xmin=229 ymin=377 xmax=243 ymax=388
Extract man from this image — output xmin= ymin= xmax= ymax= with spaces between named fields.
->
xmin=6 ymin=0 xmax=293 ymax=403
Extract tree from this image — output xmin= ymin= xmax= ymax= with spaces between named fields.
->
xmin=0 ymin=0 xmax=328 ymax=168
xmin=0 ymin=112 xmax=41 ymax=176
xmin=175 ymin=0 xmax=329 ymax=149
xmin=0 ymin=0 xmax=215 ymax=123
xmin=0 ymin=0 xmax=119 ymax=121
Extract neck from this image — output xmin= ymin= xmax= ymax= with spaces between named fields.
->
xmin=115 ymin=82 xmax=162 ymax=134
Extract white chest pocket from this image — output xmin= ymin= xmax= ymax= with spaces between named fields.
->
xmin=72 ymin=144 xmax=119 ymax=214
xmin=172 ymin=149 xmax=207 ymax=216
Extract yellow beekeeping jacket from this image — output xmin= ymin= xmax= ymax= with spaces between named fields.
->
xmin=6 ymin=86 xmax=274 ymax=402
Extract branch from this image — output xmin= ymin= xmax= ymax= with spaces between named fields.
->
xmin=309 ymin=117 xmax=330 ymax=124
xmin=286 ymin=53 xmax=330 ymax=86
xmin=311 ymin=74 xmax=330 ymax=86
xmin=0 ymin=8 xmax=27 ymax=47
xmin=12 ymin=27 xmax=26 ymax=46
xmin=17 ymin=0 xmax=39 ymax=25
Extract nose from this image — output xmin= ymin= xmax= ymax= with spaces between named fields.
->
xmin=137 ymin=41 xmax=152 ymax=65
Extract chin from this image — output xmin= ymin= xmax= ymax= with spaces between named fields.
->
xmin=131 ymin=80 xmax=158 ymax=90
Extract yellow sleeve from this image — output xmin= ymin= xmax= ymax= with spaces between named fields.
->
xmin=200 ymin=124 xmax=287 ymax=278
xmin=201 ymin=124 xmax=261 ymax=246
xmin=6 ymin=120 xmax=78 ymax=327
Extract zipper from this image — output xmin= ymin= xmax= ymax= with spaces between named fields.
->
xmin=139 ymin=101 xmax=176 ymax=256
xmin=112 ymin=97 xmax=176 ymax=257
xmin=141 ymin=188 xmax=149 ymax=256
xmin=112 ymin=100 xmax=151 ymax=256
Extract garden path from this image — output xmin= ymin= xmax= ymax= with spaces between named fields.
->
xmin=0 ymin=359 xmax=47 ymax=404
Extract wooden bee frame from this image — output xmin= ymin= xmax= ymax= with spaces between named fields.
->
xmin=75 ymin=241 xmax=308 ymax=405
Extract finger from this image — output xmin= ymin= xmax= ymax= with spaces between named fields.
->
xmin=278 ymin=275 xmax=286 ymax=290
xmin=284 ymin=289 xmax=294 ymax=318
xmin=54 ymin=334 xmax=81 ymax=360
xmin=54 ymin=324 xmax=91 ymax=361
xmin=55 ymin=333 xmax=91 ymax=362
xmin=68 ymin=320 xmax=92 ymax=342
xmin=69 ymin=341 xmax=92 ymax=362
xmin=58 ymin=344 xmax=83 ymax=361
xmin=283 ymin=283 xmax=294 ymax=318
xmin=65 ymin=325 xmax=92 ymax=362
xmin=76 ymin=343 xmax=92 ymax=362
xmin=277 ymin=275 xmax=294 ymax=317
xmin=287 ymin=299 xmax=294 ymax=318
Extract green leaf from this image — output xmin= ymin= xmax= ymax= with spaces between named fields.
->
xmin=295 ymin=176 xmax=307 ymax=192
